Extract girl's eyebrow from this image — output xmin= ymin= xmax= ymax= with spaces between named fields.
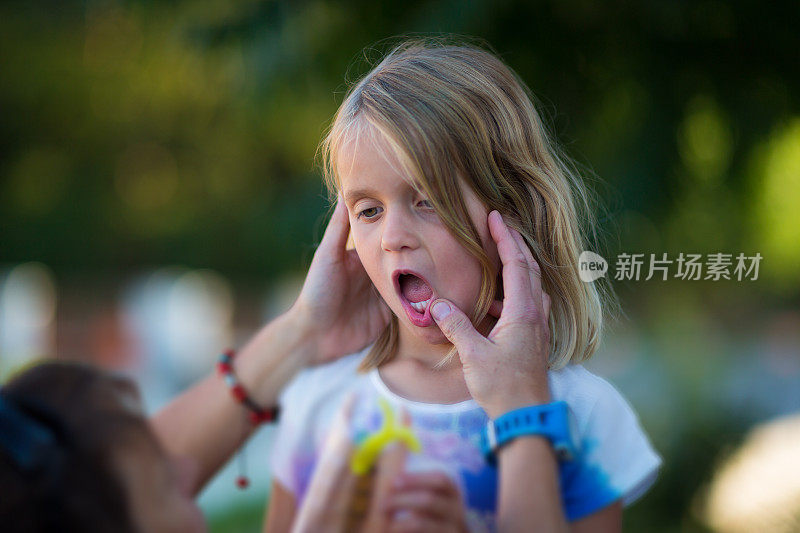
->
xmin=344 ymin=181 xmax=422 ymax=205
xmin=344 ymin=187 xmax=378 ymax=204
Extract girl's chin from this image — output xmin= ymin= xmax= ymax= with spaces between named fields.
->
xmin=398 ymin=321 xmax=451 ymax=346
xmin=421 ymin=332 xmax=452 ymax=346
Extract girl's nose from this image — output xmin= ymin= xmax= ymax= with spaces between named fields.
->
xmin=381 ymin=208 xmax=420 ymax=252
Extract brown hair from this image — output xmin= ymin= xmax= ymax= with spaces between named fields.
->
xmin=0 ymin=361 xmax=151 ymax=532
xmin=318 ymin=36 xmax=619 ymax=371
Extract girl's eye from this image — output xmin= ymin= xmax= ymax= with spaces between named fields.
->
xmin=418 ymin=199 xmax=433 ymax=209
xmin=356 ymin=206 xmax=382 ymax=220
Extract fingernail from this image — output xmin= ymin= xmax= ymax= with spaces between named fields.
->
xmin=431 ymin=301 xmax=451 ymax=320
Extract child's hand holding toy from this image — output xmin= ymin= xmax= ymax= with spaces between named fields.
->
xmin=383 ymin=470 xmax=468 ymax=533
xmin=292 ymin=397 xmax=467 ymax=533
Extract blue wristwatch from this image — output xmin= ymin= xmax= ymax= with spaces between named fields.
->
xmin=481 ymin=401 xmax=581 ymax=465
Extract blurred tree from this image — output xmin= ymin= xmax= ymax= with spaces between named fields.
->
xmin=0 ymin=0 xmax=797 ymax=292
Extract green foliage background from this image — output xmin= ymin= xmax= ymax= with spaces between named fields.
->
xmin=3 ymin=1 xmax=798 ymax=289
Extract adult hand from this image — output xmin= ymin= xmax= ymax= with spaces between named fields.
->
xmin=429 ymin=210 xmax=552 ymax=418
xmin=153 ymin=198 xmax=390 ymax=494
xmin=289 ymin=195 xmax=391 ymax=365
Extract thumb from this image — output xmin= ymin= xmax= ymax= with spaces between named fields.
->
xmin=430 ymin=299 xmax=484 ymax=354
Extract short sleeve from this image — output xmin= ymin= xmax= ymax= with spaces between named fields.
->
xmin=560 ymin=376 xmax=662 ymax=521
xmin=268 ymin=368 xmax=316 ymax=497
xmin=267 ymin=351 xmax=367 ymax=500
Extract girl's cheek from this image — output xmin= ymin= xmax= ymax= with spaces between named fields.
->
xmin=350 ymin=230 xmax=364 ymax=256
xmin=352 ymin=227 xmax=377 ymax=257
xmin=351 ymin=241 xmax=379 ymax=281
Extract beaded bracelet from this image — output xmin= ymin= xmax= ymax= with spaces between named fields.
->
xmin=217 ymin=349 xmax=280 ymax=426
xmin=217 ymin=348 xmax=280 ymax=488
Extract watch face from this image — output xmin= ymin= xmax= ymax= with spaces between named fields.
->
xmin=552 ymin=403 xmax=581 ymax=462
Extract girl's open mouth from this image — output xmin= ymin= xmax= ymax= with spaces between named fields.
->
xmin=393 ymin=270 xmax=435 ymax=327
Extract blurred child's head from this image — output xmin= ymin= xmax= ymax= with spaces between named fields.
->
xmin=320 ymin=37 xmax=616 ymax=370
xmin=0 ymin=361 xmax=205 ymax=533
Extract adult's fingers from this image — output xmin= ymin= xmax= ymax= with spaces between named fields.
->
xmin=430 ymin=299 xmax=485 ymax=355
xmin=508 ymin=226 xmax=544 ymax=312
xmin=487 ymin=211 xmax=533 ymax=317
xmin=506 ymin=228 xmax=552 ymax=334
xmin=542 ymin=292 xmax=551 ymax=322
xmin=316 ymin=195 xmax=351 ymax=257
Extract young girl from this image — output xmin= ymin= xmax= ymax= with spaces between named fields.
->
xmin=265 ymin=38 xmax=661 ymax=532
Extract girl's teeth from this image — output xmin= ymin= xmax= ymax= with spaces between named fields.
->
xmin=410 ymin=299 xmax=431 ymax=313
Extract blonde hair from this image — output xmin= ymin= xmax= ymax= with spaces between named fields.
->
xmin=318 ymin=36 xmax=619 ymax=372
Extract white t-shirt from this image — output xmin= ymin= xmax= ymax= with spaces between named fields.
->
xmin=269 ymin=347 xmax=662 ymax=531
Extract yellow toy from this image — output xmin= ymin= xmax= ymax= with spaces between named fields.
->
xmin=350 ymin=397 xmax=421 ymax=475
xmin=339 ymin=398 xmax=422 ymax=532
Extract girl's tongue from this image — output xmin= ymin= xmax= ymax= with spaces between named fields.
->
xmin=400 ymin=275 xmax=433 ymax=303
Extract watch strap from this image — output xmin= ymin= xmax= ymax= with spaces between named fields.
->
xmin=482 ymin=401 xmax=575 ymax=465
